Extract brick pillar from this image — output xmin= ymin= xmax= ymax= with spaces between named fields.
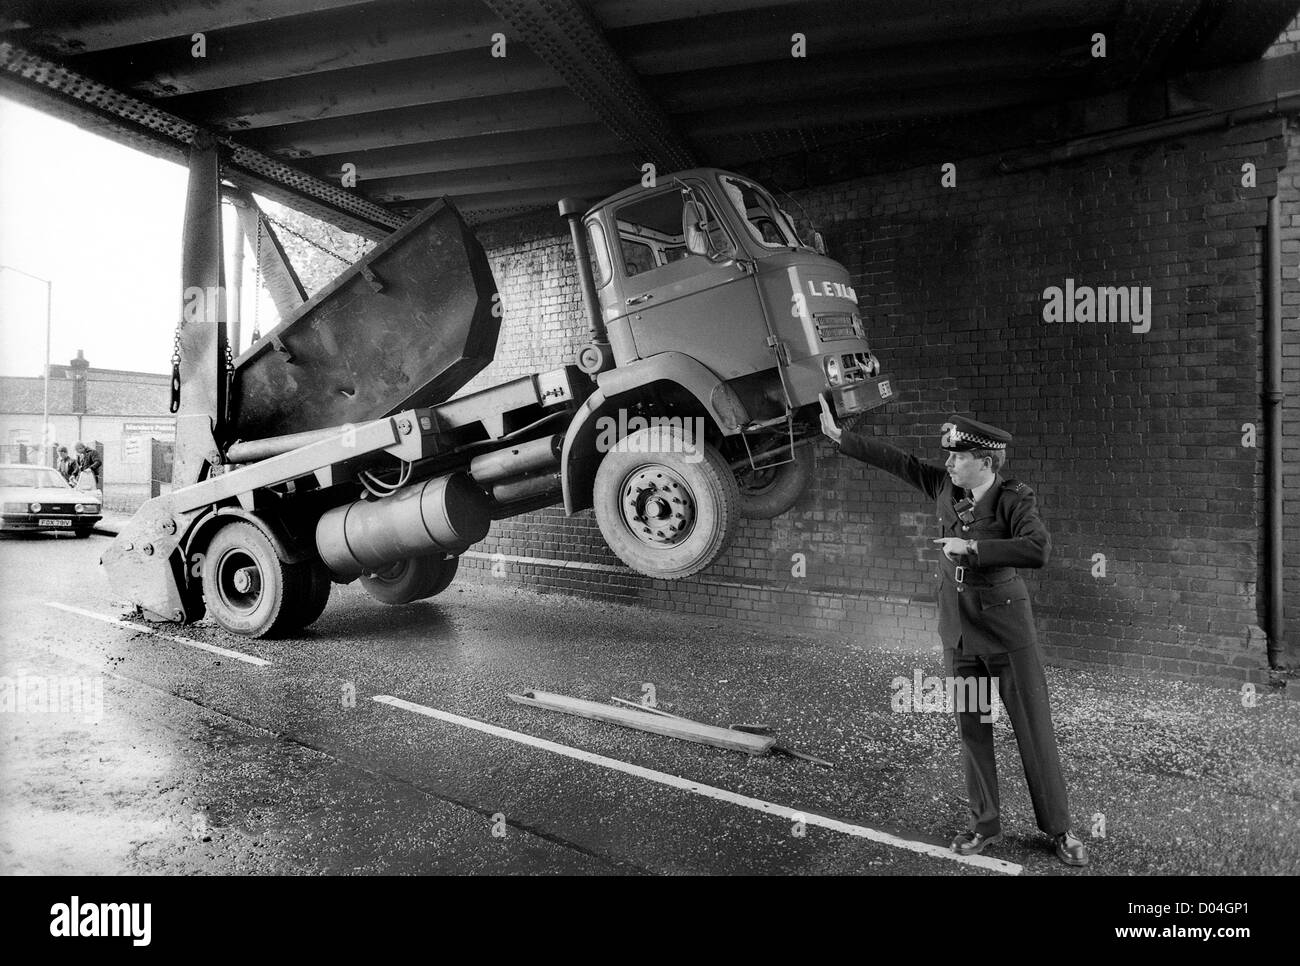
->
xmin=70 ymin=349 xmax=89 ymax=414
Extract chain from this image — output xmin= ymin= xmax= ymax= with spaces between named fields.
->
xmin=251 ymin=220 xmax=262 ymax=344
xmin=264 ymin=212 xmax=357 ymax=265
xmin=169 ymin=322 xmax=182 ymax=413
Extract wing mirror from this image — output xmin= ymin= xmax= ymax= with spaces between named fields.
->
xmin=683 ymin=199 xmax=712 ymax=257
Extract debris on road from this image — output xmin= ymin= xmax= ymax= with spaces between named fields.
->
xmin=514 ymin=690 xmax=834 ymax=767
xmin=510 ymin=689 xmax=776 ymax=755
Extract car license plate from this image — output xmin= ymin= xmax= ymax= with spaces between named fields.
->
xmin=40 ymin=518 xmax=72 ymax=527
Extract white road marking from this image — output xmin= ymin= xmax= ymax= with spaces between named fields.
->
xmin=374 ymin=694 xmax=1022 ymax=875
xmin=45 ymin=602 xmax=271 ymax=667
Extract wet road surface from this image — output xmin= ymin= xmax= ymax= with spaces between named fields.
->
xmin=2 ymin=530 xmax=1297 ymax=875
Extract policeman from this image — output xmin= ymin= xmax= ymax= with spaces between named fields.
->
xmin=820 ymin=400 xmax=1089 ymax=867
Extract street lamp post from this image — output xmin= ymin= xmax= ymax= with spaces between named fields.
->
xmin=0 ymin=264 xmax=54 ymax=456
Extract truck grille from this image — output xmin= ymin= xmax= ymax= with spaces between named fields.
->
xmin=814 ymin=313 xmax=857 ymax=341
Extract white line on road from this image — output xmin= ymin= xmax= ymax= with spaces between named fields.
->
xmin=45 ymin=602 xmax=271 ymax=667
xmin=373 ymin=694 xmax=1022 ymax=875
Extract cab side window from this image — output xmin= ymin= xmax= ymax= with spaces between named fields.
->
xmin=615 ymin=189 xmax=726 ymax=279
xmin=620 ymin=237 xmax=656 ymax=277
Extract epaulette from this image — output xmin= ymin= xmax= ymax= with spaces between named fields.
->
xmin=1001 ymin=479 xmax=1027 ymax=494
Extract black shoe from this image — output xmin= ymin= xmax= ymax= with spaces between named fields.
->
xmin=1053 ymin=830 xmax=1090 ymax=867
xmin=951 ymin=830 xmax=1003 ymax=856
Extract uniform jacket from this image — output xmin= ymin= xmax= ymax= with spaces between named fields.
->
xmin=837 ymin=429 xmax=1050 ymax=655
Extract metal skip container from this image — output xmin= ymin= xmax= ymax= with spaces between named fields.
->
xmin=229 ymin=199 xmax=500 ymax=441
xmin=316 ymin=474 xmax=492 ymax=577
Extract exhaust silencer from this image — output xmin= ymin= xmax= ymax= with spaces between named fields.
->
xmin=469 ymin=435 xmax=561 ymax=484
xmin=316 ymin=473 xmax=491 ymax=577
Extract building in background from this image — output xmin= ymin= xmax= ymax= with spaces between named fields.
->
xmin=0 ymin=350 xmax=172 ymax=509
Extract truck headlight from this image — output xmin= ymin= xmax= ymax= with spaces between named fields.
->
xmin=75 ymin=503 xmax=86 ymax=513
xmin=29 ymin=502 xmax=41 ymax=512
xmin=825 ymin=356 xmax=843 ymax=386
xmin=2 ymin=502 xmax=26 ymax=513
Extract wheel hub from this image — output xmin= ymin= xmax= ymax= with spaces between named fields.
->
xmin=621 ymin=466 xmax=695 ymax=546
xmin=218 ymin=551 xmax=263 ymax=612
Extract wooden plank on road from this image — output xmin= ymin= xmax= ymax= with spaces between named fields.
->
xmin=509 ymin=690 xmax=776 ymax=755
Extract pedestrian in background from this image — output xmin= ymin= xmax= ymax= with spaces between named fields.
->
xmin=55 ymin=446 xmax=77 ymax=483
xmin=74 ymin=442 xmax=102 ymax=488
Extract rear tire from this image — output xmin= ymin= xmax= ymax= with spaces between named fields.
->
xmin=360 ymin=555 xmax=457 ymax=605
xmin=735 ymin=455 xmax=812 ymax=519
xmin=593 ymin=426 xmax=739 ymax=579
xmin=200 ymin=521 xmax=301 ymax=638
xmin=282 ymin=558 xmax=332 ymax=631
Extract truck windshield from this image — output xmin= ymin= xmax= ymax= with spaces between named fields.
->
xmin=720 ymin=176 xmax=802 ymax=249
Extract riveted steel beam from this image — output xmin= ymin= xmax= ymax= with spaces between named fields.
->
xmin=169 ymin=48 xmax=562 ymax=132
xmin=482 ymin=0 xmax=696 ymax=171
xmin=64 ymin=0 xmax=501 ymax=97
xmin=0 ymin=0 xmax=370 ymax=54
xmin=363 ymin=153 xmax=640 ymax=203
xmin=0 ymin=41 xmax=402 ymax=239
xmin=303 ymin=124 xmax=624 ymax=182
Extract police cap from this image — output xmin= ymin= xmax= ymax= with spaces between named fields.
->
xmin=939 ymin=415 xmax=1012 ymax=451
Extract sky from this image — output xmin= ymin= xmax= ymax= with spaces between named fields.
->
xmin=0 ymin=96 xmax=286 ymax=378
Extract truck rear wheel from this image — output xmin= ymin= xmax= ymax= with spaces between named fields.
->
xmin=593 ymin=427 xmax=739 ymax=580
xmin=360 ymin=554 xmax=458 ymax=605
xmin=735 ymin=455 xmax=812 ymax=519
xmin=282 ymin=558 xmax=332 ymax=631
xmin=200 ymin=521 xmax=304 ymax=638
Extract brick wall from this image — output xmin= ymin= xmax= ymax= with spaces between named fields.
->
xmin=452 ymin=111 xmax=1298 ymax=690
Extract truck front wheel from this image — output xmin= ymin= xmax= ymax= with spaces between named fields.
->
xmin=594 ymin=427 xmax=739 ymax=580
xmin=360 ymin=554 xmax=458 ymax=605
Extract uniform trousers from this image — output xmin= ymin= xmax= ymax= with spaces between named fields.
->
xmin=948 ymin=639 xmax=1071 ymax=837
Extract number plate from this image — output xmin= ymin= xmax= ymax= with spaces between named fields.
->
xmin=833 ymin=374 xmax=895 ymax=416
xmin=39 ymin=518 xmax=73 ymax=527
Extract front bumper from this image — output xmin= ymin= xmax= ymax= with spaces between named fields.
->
xmin=1 ymin=512 xmax=102 ymax=531
xmin=830 ymin=374 xmax=896 ymax=416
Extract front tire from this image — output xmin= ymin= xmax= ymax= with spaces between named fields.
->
xmin=593 ymin=426 xmax=739 ymax=579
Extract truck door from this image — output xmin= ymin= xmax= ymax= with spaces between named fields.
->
xmin=609 ymin=187 xmax=769 ymax=379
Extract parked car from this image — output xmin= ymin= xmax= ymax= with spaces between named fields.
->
xmin=0 ymin=463 xmax=102 ymax=537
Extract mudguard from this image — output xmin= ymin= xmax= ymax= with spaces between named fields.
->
xmin=560 ymin=353 xmax=749 ymax=513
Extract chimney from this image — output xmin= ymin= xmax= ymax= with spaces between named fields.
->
xmin=70 ymin=349 xmax=88 ymax=413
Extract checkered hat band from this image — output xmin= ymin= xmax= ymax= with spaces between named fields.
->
xmin=952 ymin=429 xmax=1006 ymax=449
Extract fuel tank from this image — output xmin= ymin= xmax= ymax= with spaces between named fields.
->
xmin=315 ymin=473 xmax=492 ymax=577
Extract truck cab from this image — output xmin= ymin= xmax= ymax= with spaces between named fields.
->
xmin=582 ymin=168 xmax=890 ymax=435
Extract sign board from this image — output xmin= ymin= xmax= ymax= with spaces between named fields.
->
xmin=123 ymin=437 xmax=143 ymax=459
xmin=122 ymin=420 xmax=176 ymax=441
